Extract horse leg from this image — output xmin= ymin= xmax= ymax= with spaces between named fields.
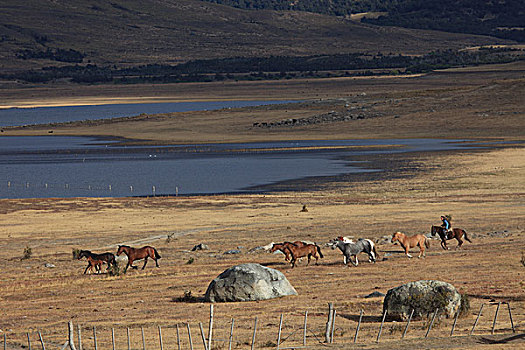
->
xmin=418 ymin=243 xmax=425 ymax=258
xmin=405 ymin=247 xmax=413 ymax=258
xmin=84 ymin=264 xmax=90 ymax=274
xmin=142 ymin=256 xmax=149 ymax=269
xmin=456 ymin=237 xmax=463 ymax=249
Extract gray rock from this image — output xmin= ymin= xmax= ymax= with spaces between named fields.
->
xmin=205 ymin=263 xmax=297 ymax=302
xmin=365 ymin=291 xmax=385 ymax=298
xmin=44 ymin=263 xmax=55 ymax=268
xmin=383 ymin=280 xmax=462 ymax=321
xmin=191 ymin=243 xmax=209 ymax=251
xmin=224 ymin=249 xmax=241 ymax=254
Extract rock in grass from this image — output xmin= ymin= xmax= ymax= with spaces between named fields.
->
xmin=205 ymin=263 xmax=297 ymax=302
xmin=383 ymin=280 xmax=462 ymax=320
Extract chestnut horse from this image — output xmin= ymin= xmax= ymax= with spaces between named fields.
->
xmin=391 ymin=232 xmax=430 ymax=258
xmin=116 ymin=245 xmax=161 ymax=272
xmin=285 ymin=243 xmax=324 ymax=268
xmin=270 ymin=241 xmax=307 ymax=261
xmin=78 ymin=250 xmax=116 ymax=274
xmin=431 ymin=225 xmax=472 ymax=250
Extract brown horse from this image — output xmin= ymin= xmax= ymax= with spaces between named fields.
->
xmin=431 ymin=225 xmax=472 ymax=250
xmin=270 ymin=241 xmax=307 ymax=261
xmin=391 ymin=232 xmax=430 ymax=258
xmin=285 ymin=243 xmax=324 ymax=268
xmin=116 ymin=245 xmax=161 ymax=272
xmin=78 ymin=250 xmax=117 ymax=274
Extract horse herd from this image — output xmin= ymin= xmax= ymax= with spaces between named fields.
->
xmin=270 ymin=225 xmax=472 ymax=268
xmin=77 ymin=245 xmax=161 ymax=274
xmin=77 ymin=225 xmax=471 ymax=273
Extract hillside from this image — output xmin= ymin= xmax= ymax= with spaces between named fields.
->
xmin=203 ymin=0 xmax=525 ymax=42
xmin=0 ymin=0 xmax=511 ymax=72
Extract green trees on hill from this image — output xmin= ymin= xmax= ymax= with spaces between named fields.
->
xmin=203 ymin=0 xmax=525 ymax=42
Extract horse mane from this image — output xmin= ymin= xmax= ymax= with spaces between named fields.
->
xmin=118 ymin=245 xmax=131 ymax=248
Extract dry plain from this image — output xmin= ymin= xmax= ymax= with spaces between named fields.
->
xmin=0 ymin=62 xmax=524 ymax=349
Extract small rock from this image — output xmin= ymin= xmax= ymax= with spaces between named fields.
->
xmin=224 ymin=249 xmax=241 ymax=255
xmin=365 ymin=291 xmax=385 ymax=298
xmin=44 ymin=263 xmax=55 ymax=268
xmin=191 ymin=243 xmax=209 ymax=251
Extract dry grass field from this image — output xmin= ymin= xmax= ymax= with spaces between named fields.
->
xmin=0 ymin=63 xmax=524 ymax=349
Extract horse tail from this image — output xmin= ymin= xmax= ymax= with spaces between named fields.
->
xmin=425 ymin=238 xmax=430 ymax=249
xmin=153 ymin=248 xmax=161 ymax=259
xmin=372 ymin=244 xmax=379 ymax=260
xmin=315 ymin=244 xmax=324 ymax=258
xmin=463 ymin=230 xmax=472 ymax=243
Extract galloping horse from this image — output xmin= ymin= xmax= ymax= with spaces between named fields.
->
xmin=330 ymin=237 xmax=378 ymax=266
xmin=285 ymin=243 xmax=324 ymax=268
xmin=270 ymin=241 xmax=307 ymax=261
xmin=391 ymin=232 xmax=430 ymax=258
xmin=78 ymin=250 xmax=117 ymax=274
xmin=431 ymin=225 xmax=472 ymax=250
xmin=116 ymin=245 xmax=161 ymax=272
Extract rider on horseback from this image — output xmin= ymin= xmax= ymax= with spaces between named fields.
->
xmin=441 ymin=215 xmax=452 ymax=238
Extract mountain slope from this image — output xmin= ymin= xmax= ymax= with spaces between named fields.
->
xmin=0 ymin=0 xmax=509 ymax=71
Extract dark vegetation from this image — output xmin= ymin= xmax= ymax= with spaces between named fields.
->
xmin=204 ymin=0 xmax=525 ymax=42
xmin=16 ymin=48 xmax=85 ymax=63
xmin=3 ymin=47 xmax=523 ymax=84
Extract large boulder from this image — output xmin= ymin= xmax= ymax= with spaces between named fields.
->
xmin=383 ymin=280 xmax=462 ymax=321
xmin=205 ymin=263 xmax=297 ymax=302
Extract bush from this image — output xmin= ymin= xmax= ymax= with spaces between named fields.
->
xmin=21 ymin=246 xmax=32 ymax=260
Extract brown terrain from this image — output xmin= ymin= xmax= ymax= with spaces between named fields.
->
xmin=0 ymin=62 xmax=524 ymax=349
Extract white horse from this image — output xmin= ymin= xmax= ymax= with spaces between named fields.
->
xmin=330 ymin=238 xmax=378 ymax=266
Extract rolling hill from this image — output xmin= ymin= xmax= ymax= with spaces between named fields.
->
xmin=0 ymin=0 xmax=512 ymax=72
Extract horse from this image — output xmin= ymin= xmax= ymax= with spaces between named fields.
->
xmin=78 ymin=250 xmax=117 ymax=274
xmin=270 ymin=241 xmax=308 ymax=261
xmin=116 ymin=245 xmax=161 ymax=272
xmin=431 ymin=225 xmax=472 ymax=250
xmin=391 ymin=232 xmax=430 ymax=258
xmin=285 ymin=243 xmax=324 ymax=268
xmin=330 ymin=238 xmax=378 ymax=266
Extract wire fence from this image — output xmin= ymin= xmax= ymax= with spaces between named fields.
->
xmin=2 ymin=302 xmax=519 ymax=350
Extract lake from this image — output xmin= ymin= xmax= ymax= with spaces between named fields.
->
xmin=0 ymin=100 xmax=298 ymax=127
xmin=0 ymin=137 xmax=474 ymax=199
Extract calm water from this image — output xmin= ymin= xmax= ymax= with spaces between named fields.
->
xmin=0 ymin=137 xmax=473 ymax=199
xmin=0 ymin=100 xmax=297 ymax=126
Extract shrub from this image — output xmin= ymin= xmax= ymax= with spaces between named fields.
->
xmin=21 ymin=246 xmax=32 ymax=260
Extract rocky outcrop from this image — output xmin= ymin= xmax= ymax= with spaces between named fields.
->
xmin=252 ymin=109 xmax=382 ymax=128
xmin=204 ymin=263 xmax=297 ymax=302
xmin=383 ymin=280 xmax=462 ymax=321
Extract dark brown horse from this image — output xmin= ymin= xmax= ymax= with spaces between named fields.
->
xmin=285 ymin=243 xmax=324 ymax=268
xmin=116 ymin=245 xmax=161 ymax=272
xmin=270 ymin=241 xmax=307 ymax=261
xmin=431 ymin=225 xmax=472 ymax=250
xmin=78 ymin=250 xmax=117 ymax=274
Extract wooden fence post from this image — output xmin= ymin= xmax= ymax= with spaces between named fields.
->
xmin=93 ymin=326 xmax=97 ymax=350
xmin=376 ymin=309 xmax=387 ymax=343
xmin=27 ymin=332 xmax=31 ymax=350
xmin=77 ymin=325 xmax=82 ymax=350
xmin=3 ymin=333 xmax=6 ymax=350
xmin=38 ymin=331 xmax=46 ymax=350
xmin=141 ymin=327 xmax=146 ymax=350
xmin=492 ymin=302 xmax=501 ymax=335
xmin=425 ymin=308 xmax=439 ymax=338
xmin=158 ymin=326 xmax=164 ymax=350
xmin=228 ymin=319 xmax=234 ymax=350
xmin=187 ymin=323 xmax=194 ymax=350
xmin=330 ymin=309 xmax=337 ymax=343
xmin=251 ymin=317 xmax=258 ymax=350
xmin=303 ymin=311 xmax=308 ymax=346
xmin=208 ymin=305 xmax=214 ymax=350
xmin=450 ymin=310 xmax=459 ymax=336
xmin=354 ymin=309 xmax=363 ymax=343
xmin=276 ymin=314 xmax=283 ymax=350
xmin=67 ymin=322 xmax=77 ymax=350
xmin=176 ymin=325 xmax=181 ymax=350
xmin=470 ymin=304 xmax=484 ymax=335
xmin=127 ymin=328 xmax=131 ymax=350
xmin=325 ymin=303 xmax=333 ymax=343
xmin=507 ymin=303 xmax=515 ymax=333
xmin=402 ymin=309 xmax=414 ymax=339
xmin=112 ymin=328 xmax=116 ymax=350
xmin=199 ymin=323 xmax=209 ymax=350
